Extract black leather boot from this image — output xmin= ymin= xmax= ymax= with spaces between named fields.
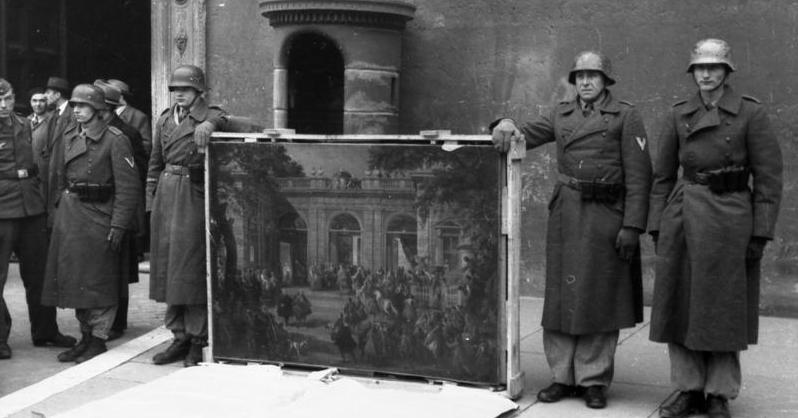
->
xmin=57 ymin=332 xmax=91 ymax=362
xmin=583 ymin=385 xmax=607 ymax=409
xmin=707 ymin=394 xmax=731 ymax=418
xmin=537 ymin=383 xmax=577 ymax=403
xmin=660 ymin=390 xmax=706 ymax=417
xmin=152 ymin=337 xmax=191 ymax=365
xmin=75 ymin=336 xmax=107 ymax=363
xmin=183 ymin=337 xmax=207 ymax=367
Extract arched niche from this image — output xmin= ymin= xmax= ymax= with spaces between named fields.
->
xmin=261 ymin=0 xmax=415 ymax=134
xmin=284 ymin=32 xmax=344 ymax=134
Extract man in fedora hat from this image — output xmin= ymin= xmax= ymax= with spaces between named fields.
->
xmin=44 ymin=76 xmax=74 ymax=228
xmin=107 ymin=79 xmax=151 ymax=155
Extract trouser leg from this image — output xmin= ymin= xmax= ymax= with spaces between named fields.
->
xmin=164 ymin=304 xmax=187 ymax=340
xmin=15 ymin=215 xmax=58 ymax=341
xmin=668 ymin=342 xmax=707 ymax=391
xmin=112 ymin=296 xmax=129 ymax=332
xmin=76 ymin=306 xmax=118 ymax=340
xmin=183 ymin=303 xmax=208 ymax=340
xmin=0 ymin=219 xmax=17 ymax=344
xmin=543 ymin=328 xmax=577 ymax=385
xmin=705 ymin=351 xmax=741 ymax=399
xmin=573 ymin=330 xmax=619 ymax=387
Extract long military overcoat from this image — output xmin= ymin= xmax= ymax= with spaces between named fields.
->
xmin=46 ymin=105 xmax=75 ymax=227
xmin=517 ymin=91 xmax=652 ymax=334
xmin=147 ymin=98 xmax=226 ymax=305
xmin=43 ymin=119 xmax=141 ymax=309
xmin=648 ymin=87 xmax=782 ymax=352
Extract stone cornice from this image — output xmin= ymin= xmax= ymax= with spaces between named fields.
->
xmin=260 ymin=0 xmax=416 ymax=29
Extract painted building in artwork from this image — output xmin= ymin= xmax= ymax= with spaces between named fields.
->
xmin=223 ymin=166 xmax=473 ymax=285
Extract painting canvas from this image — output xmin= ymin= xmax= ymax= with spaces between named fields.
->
xmin=208 ymin=141 xmax=504 ymax=385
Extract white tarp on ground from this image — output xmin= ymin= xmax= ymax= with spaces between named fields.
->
xmin=53 ymin=363 xmax=518 ymax=418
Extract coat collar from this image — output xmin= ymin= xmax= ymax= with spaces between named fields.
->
xmin=175 ymin=97 xmax=209 ymax=122
xmin=78 ymin=118 xmax=109 ymax=142
xmin=679 ymin=86 xmax=744 ymax=138
xmin=558 ymin=90 xmax=621 ymax=115
xmin=679 ymin=85 xmax=742 ymax=116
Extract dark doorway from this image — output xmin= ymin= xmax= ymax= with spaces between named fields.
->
xmin=0 ymin=0 xmax=150 ymax=114
xmin=66 ymin=0 xmax=151 ymax=114
xmin=0 ymin=0 xmax=65 ymax=113
xmin=286 ymin=32 xmax=344 ymax=134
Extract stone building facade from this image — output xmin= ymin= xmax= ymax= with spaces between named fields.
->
xmin=2 ymin=0 xmax=797 ymax=315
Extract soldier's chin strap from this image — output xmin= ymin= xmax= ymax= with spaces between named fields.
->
xmin=181 ymin=94 xmax=199 ymax=113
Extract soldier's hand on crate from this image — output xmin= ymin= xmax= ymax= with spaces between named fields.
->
xmin=194 ymin=120 xmax=215 ymax=148
xmin=491 ymin=118 xmax=521 ymax=153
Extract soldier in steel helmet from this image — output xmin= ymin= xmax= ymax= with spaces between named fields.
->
xmin=648 ymin=39 xmax=782 ymax=418
xmin=492 ymin=51 xmax=652 ymax=409
xmin=147 ymin=65 xmax=235 ymax=367
xmin=42 ymin=84 xmax=141 ymax=363
xmin=0 ymin=78 xmax=77 ymax=360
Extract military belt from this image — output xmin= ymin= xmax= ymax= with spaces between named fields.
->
xmin=67 ymin=181 xmax=114 ymax=202
xmin=558 ymin=172 xmax=624 ymax=203
xmin=164 ymin=163 xmax=203 ymax=184
xmin=164 ymin=164 xmax=190 ymax=175
xmin=0 ymin=166 xmax=38 ymax=180
xmin=685 ymin=166 xmax=750 ymax=194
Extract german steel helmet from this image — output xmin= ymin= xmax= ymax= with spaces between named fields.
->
xmin=687 ymin=38 xmax=735 ymax=72
xmin=568 ymin=51 xmax=615 ymax=85
xmin=93 ymin=79 xmax=122 ymax=106
xmin=69 ymin=84 xmax=107 ymax=110
xmin=168 ymin=65 xmax=206 ymax=92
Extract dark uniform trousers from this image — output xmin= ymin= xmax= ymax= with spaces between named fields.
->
xmin=165 ymin=304 xmax=207 ymax=340
xmin=543 ymin=329 xmax=620 ymax=387
xmin=668 ymin=343 xmax=741 ymax=399
xmin=1 ymin=113 xmax=61 ymax=345
xmin=0 ymin=214 xmax=58 ymax=343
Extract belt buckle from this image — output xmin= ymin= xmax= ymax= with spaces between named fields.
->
xmin=17 ymin=169 xmax=29 ymax=179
